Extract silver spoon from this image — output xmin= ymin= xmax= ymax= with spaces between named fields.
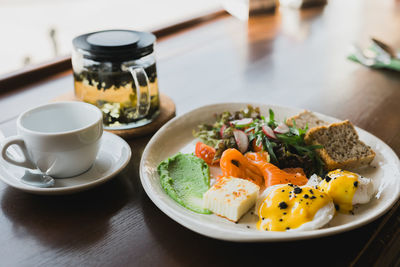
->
xmin=0 ymin=131 xmax=55 ymax=188
xmin=20 ymin=170 xmax=55 ymax=188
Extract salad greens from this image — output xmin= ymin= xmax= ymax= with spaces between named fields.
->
xmin=193 ymin=105 xmax=324 ymax=176
xmin=193 ymin=106 xmax=261 ymax=159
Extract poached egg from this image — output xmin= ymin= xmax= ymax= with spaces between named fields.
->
xmin=256 ymin=184 xmax=335 ymax=231
xmin=318 ymin=169 xmax=374 ymax=213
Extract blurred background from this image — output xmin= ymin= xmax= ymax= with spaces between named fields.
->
xmin=0 ymin=0 xmax=221 ymax=75
xmin=2 ymin=0 xmax=397 ymax=77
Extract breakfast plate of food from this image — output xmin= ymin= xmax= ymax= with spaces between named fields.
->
xmin=139 ymin=103 xmax=400 ymax=242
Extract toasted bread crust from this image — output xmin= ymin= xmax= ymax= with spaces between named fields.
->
xmin=305 ymin=120 xmax=376 ymax=171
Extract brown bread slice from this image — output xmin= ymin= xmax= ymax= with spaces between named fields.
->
xmin=286 ymin=110 xmax=328 ymax=130
xmin=304 ymin=120 xmax=376 ymax=171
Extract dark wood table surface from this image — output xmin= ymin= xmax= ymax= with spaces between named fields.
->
xmin=0 ymin=0 xmax=400 ymax=266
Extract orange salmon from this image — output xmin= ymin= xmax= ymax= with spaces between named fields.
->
xmin=220 ymin=149 xmax=263 ymax=187
xmin=246 ymin=152 xmax=308 ymax=188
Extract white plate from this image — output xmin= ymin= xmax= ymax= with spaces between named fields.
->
xmin=140 ymin=103 xmax=400 ymax=242
xmin=0 ymin=131 xmax=131 ymax=195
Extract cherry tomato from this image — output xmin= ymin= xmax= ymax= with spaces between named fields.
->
xmin=195 ymin=142 xmax=217 ymax=165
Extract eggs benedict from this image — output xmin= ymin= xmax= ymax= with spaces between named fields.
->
xmin=318 ymin=169 xmax=374 ymax=213
xmin=256 ymin=184 xmax=335 ymax=231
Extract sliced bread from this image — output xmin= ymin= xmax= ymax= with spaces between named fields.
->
xmin=286 ymin=110 xmax=328 ymax=130
xmin=304 ymin=120 xmax=376 ymax=171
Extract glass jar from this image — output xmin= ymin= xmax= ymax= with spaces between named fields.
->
xmin=72 ymin=30 xmax=160 ymax=130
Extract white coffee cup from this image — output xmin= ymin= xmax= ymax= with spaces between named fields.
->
xmin=1 ymin=101 xmax=103 ymax=178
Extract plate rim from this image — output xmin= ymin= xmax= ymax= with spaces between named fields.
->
xmin=140 ymin=102 xmax=400 ymax=242
xmin=0 ymin=131 xmax=132 ymax=195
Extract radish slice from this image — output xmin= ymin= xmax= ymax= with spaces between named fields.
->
xmin=230 ymin=118 xmax=253 ymax=128
xmin=274 ymin=123 xmax=289 ymax=134
xmin=233 ymin=130 xmax=249 ymax=153
xmin=262 ymin=125 xmax=277 ymax=139
xmin=220 ymin=125 xmax=227 ymax=138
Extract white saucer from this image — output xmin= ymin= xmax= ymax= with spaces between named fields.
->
xmin=0 ymin=131 xmax=131 ymax=195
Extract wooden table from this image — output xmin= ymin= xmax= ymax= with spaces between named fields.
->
xmin=0 ymin=0 xmax=399 ymax=266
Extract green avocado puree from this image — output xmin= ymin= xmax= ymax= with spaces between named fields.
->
xmin=157 ymin=153 xmax=211 ymax=214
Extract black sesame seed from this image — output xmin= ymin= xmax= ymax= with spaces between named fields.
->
xmin=310 ymin=196 xmax=316 ymax=199
xmin=262 ymin=217 xmax=265 ymax=220
xmin=279 ymin=219 xmax=283 ymax=222
xmin=350 ymin=211 xmax=355 ymax=215
xmin=324 ymin=176 xmax=332 ymax=182
xmin=283 ymin=212 xmax=287 ymax=215
xmin=288 ymin=184 xmax=294 ymax=187
xmin=282 ymin=190 xmax=285 ymax=192
xmin=304 ymin=194 xmax=309 ymax=199
xmin=246 ymin=225 xmax=250 ymax=228
xmin=278 ymin=202 xmax=288 ymax=209
xmin=309 ymin=189 xmax=314 ymax=194
xmin=294 ymin=187 xmax=302 ymax=194
xmin=335 ymin=204 xmax=339 ymax=211
xmin=286 ymin=227 xmax=290 ymax=230
xmin=354 ymin=181 xmax=358 ymax=188
xmin=306 ymin=202 xmax=309 ymax=205
xmin=320 ymin=195 xmax=323 ymax=198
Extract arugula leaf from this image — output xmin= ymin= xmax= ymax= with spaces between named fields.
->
xmin=307 ymin=144 xmax=324 ymax=150
xmin=264 ymin=137 xmax=278 ymax=164
xmin=268 ymin=109 xmax=278 ymax=128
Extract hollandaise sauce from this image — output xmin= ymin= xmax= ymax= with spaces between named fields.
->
xmin=319 ymin=169 xmax=359 ymax=213
xmin=257 ymin=185 xmax=331 ymax=231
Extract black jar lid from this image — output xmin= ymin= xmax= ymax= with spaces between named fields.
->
xmin=73 ymin=30 xmax=156 ymax=61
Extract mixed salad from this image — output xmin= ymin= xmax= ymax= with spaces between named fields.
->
xmin=193 ymin=105 xmax=324 ymax=176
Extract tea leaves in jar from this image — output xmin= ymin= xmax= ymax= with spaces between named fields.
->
xmin=72 ymin=30 xmax=160 ymax=129
xmin=74 ymin=62 xmax=159 ymax=127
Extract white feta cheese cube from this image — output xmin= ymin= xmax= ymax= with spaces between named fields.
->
xmin=203 ymin=176 xmax=260 ymax=222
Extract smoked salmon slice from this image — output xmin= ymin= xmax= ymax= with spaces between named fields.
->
xmin=220 ymin=149 xmax=264 ymax=187
xmin=245 ymin=152 xmax=308 ymax=188
xmin=282 ymin=168 xmax=306 ymax=177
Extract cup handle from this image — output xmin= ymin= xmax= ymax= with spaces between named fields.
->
xmin=1 ymin=136 xmax=36 ymax=169
xmin=126 ymin=66 xmax=151 ymax=119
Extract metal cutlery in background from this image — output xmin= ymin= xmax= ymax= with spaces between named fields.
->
xmin=351 ymin=44 xmax=377 ymax=67
xmin=351 ymin=37 xmax=400 ymax=68
xmin=367 ymin=39 xmax=391 ymax=65
xmin=371 ymin=37 xmax=399 ymax=59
